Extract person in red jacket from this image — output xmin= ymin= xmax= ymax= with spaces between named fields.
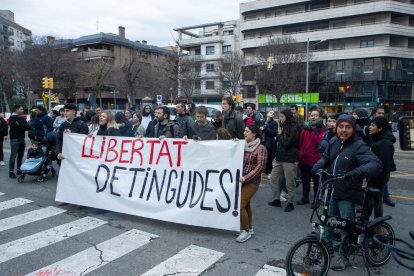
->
xmin=297 ymin=108 xmax=326 ymax=208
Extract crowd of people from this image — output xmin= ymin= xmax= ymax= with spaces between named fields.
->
xmin=0 ymin=100 xmax=399 ymax=270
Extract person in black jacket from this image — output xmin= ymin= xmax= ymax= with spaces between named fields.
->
xmin=268 ymin=109 xmax=300 ymax=212
xmin=221 ymin=97 xmax=245 ymax=139
xmin=97 ymin=111 xmax=121 ymax=136
xmin=0 ymin=115 xmax=8 ymax=166
xmin=260 ymin=110 xmax=278 ymax=175
xmin=361 ymin=117 xmax=395 ymax=219
xmin=8 ymin=105 xmax=31 ymax=178
xmin=114 ymin=112 xmax=134 ymax=137
xmin=312 ymin=114 xmax=382 ymax=271
xmin=56 ymin=104 xmax=89 ymax=163
xmin=30 ymin=105 xmax=53 ymax=142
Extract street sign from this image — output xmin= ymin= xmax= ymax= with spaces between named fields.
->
xmin=156 ymin=95 xmax=162 ymax=105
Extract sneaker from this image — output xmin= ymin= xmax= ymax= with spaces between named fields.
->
xmin=268 ymin=199 xmax=281 ymax=207
xmin=331 ymin=255 xmax=351 ymax=271
xmin=235 ymin=230 xmax=251 ymax=243
xmin=280 ymin=191 xmax=288 ymax=202
xmin=9 ymin=172 xmax=17 ymax=179
xmin=296 ymin=197 xmax=310 ymax=205
xmin=0 ymin=161 xmax=5 ymax=166
xmin=235 ymin=227 xmax=254 ymax=236
xmin=284 ymin=203 xmax=294 ymax=212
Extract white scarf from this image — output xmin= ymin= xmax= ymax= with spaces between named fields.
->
xmin=245 ymin=138 xmax=261 ymax=153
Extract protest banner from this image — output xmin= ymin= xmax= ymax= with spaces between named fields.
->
xmin=56 ymin=133 xmax=244 ymax=231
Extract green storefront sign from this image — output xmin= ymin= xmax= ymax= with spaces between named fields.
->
xmin=258 ymin=93 xmax=319 ymax=104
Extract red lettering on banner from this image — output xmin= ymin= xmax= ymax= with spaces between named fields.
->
xmin=173 ymin=140 xmax=188 ymax=167
xmin=147 ymin=140 xmax=160 ymax=165
xmin=156 ymin=140 xmax=173 ymax=167
xmin=81 ymin=136 xmax=99 ymax=159
xmin=130 ymin=138 xmax=144 ymax=165
xmin=105 ymin=138 xmax=118 ymax=162
xmin=99 ymin=136 xmax=106 ymax=159
xmin=119 ymin=139 xmax=132 ymax=163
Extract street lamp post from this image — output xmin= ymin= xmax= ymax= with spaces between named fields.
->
xmin=305 ymin=38 xmax=327 ymax=121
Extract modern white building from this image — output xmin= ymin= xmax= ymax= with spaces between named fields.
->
xmin=240 ymin=0 xmax=414 ymax=113
xmin=0 ymin=10 xmax=31 ymax=51
xmin=175 ymin=21 xmax=240 ymax=104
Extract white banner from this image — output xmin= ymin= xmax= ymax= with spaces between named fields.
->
xmin=56 ymin=133 xmax=244 ymax=231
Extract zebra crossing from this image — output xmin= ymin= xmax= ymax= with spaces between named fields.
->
xmin=0 ymin=192 xmax=289 ymax=276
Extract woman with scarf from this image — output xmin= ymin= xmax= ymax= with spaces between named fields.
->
xmin=296 ymin=108 xmax=326 ymax=208
xmin=236 ymin=124 xmax=267 ymax=243
xmin=269 ymin=109 xmax=301 ymax=212
xmin=97 ymin=111 xmax=121 ymax=136
xmin=141 ymin=105 xmax=155 ymax=131
xmin=132 ymin=113 xmax=146 ymax=137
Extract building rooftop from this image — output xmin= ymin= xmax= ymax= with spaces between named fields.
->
xmin=54 ymin=32 xmax=176 ymax=56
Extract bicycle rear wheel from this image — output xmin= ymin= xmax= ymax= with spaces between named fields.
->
xmin=286 ymin=237 xmax=330 ymax=276
xmin=364 ymin=221 xmax=395 ymax=266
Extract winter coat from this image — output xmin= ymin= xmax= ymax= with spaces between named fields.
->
xmin=55 ymin=117 xmax=89 ymax=154
xmin=261 ymin=118 xmax=278 ymax=149
xmin=97 ymin=125 xmax=121 ymax=136
xmin=117 ymin=122 xmax=135 ymax=137
xmin=148 ymin=121 xmax=181 ymax=138
xmin=318 ymin=129 xmax=335 ymax=154
xmin=27 ymin=147 xmax=44 ymax=159
xmin=313 ymin=134 xmax=382 ymax=204
xmin=0 ymin=116 xmax=8 ymax=137
xmin=53 ymin=116 xmax=67 ymax=131
xmin=9 ymin=113 xmax=31 ymax=139
xmin=31 ymin=112 xmax=53 ymax=140
xmin=176 ymin=113 xmax=195 ymax=138
xmin=192 ymin=122 xmax=216 ymax=140
xmin=243 ymin=143 xmax=267 ymax=186
xmin=298 ymin=122 xmax=326 ymax=166
xmin=243 ymin=113 xmax=262 ymax=127
xmin=223 ymin=110 xmax=245 ymax=139
xmin=275 ymin=126 xmax=300 ymax=163
xmin=132 ymin=124 xmax=146 ymax=137
xmin=368 ymin=130 xmax=396 ymax=185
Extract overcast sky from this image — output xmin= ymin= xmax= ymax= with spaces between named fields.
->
xmin=2 ymin=0 xmax=248 ymax=47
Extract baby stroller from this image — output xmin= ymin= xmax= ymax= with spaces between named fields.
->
xmin=17 ymin=138 xmax=55 ymax=183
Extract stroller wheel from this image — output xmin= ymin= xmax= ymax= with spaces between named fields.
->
xmin=17 ymin=175 xmax=25 ymax=183
xmin=36 ymin=176 xmax=45 ymax=182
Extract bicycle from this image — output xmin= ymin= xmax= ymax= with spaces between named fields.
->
xmin=373 ymin=231 xmax=414 ymax=271
xmin=285 ymin=170 xmax=395 ymax=276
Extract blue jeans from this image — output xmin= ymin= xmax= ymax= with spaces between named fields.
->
xmin=323 ymin=199 xmax=355 ymax=256
xmin=9 ymin=138 xmax=26 ymax=172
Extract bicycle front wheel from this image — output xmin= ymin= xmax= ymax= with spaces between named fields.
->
xmin=364 ymin=221 xmax=395 ymax=266
xmin=286 ymin=236 xmax=330 ymax=276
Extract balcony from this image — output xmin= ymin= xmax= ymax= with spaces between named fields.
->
xmin=241 ymin=0 xmax=414 ymax=32
xmin=0 ymin=29 xmax=14 ymax=36
xmin=179 ymin=35 xmax=230 ymax=48
xmin=240 ymin=0 xmax=310 ymax=14
xmin=76 ymin=49 xmax=114 ymax=60
xmin=241 ymin=22 xmax=414 ymax=49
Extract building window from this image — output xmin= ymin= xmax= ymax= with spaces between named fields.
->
xmin=361 ymin=18 xmax=376 ymax=25
xmin=259 ymin=31 xmax=272 ymax=38
xmin=244 ymin=32 xmax=255 ymax=40
xmin=195 ymin=81 xmax=201 ymax=90
xmin=194 ymin=48 xmax=201 ymax=55
xmin=206 ymin=46 xmax=215 ymax=55
xmin=244 ymin=15 xmax=256 ymax=21
xmin=222 ymin=45 xmax=232 ymax=53
xmin=332 ymin=42 xmax=346 ymax=50
xmin=194 ymin=64 xmax=201 ymax=73
xmin=206 ymin=63 xmax=215 ymax=72
xmin=333 ymin=0 xmax=347 ymax=7
xmin=360 ymin=40 xmax=375 ymax=48
xmin=205 ymin=81 xmax=215 ymax=90
xmin=332 ymin=21 xmax=346 ymax=29
xmin=222 ymin=81 xmax=231 ymax=88
xmin=222 ymin=63 xmax=231 ymax=72
xmin=264 ymin=12 xmax=272 ymax=19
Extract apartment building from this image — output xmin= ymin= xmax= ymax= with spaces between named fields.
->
xmin=52 ymin=27 xmax=176 ymax=109
xmin=175 ymin=21 xmax=240 ymax=104
xmin=0 ymin=10 xmax=32 ymax=51
xmin=240 ymin=0 xmax=414 ymax=113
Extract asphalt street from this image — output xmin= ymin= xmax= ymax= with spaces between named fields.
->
xmin=0 ymin=136 xmax=413 ymax=276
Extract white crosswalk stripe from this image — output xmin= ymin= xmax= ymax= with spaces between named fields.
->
xmin=0 ymin=206 xmax=66 ymax=232
xmin=0 ymin=216 xmax=106 ymax=264
xmin=0 ymin=198 xmax=32 ymax=211
xmin=255 ymin=264 xmax=295 ymax=276
xmin=142 ymin=244 xmax=224 ymax=276
xmin=25 ymin=229 xmax=159 ymax=276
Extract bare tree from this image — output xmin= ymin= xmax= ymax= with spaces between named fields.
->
xmin=80 ymin=59 xmax=113 ymax=107
xmin=219 ymin=51 xmax=245 ymax=96
xmin=178 ymin=55 xmax=201 ymax=101
xmin=0 ymin=49 xmax=16 ymax=112
xmin=255 ymin=36 xmax=308 ymax=105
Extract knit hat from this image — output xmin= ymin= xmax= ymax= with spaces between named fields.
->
xmin=336 ymin=114 xmax=356 ymax=132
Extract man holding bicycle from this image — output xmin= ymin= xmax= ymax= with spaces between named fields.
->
xmin=313 ymin=114 xmax=382 ymax=271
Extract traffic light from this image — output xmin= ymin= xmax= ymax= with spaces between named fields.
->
xmin=345 ymin=84 xmax=351 ymax=92
xmin=42 ymin=77 xmax=54 ymax=89
xmin=338 ymin=86 xmax=345 ymax=93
